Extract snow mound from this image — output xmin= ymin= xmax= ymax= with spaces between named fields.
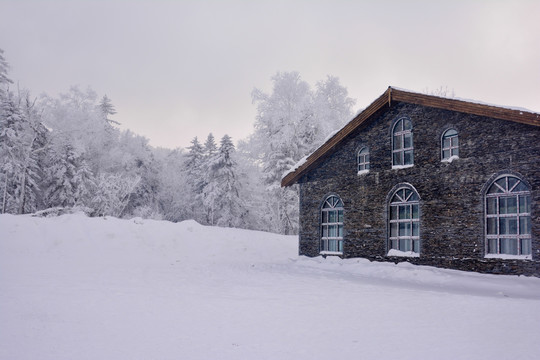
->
xmin=1 ymin=213 xmax=539 ymax=360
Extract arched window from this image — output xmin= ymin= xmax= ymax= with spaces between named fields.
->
xmin=389 ymin=187 xmax=420 ymax=253
xmin=442 ymin=129 xmax=459 ymax=160
xmin=357 ymin=147 xmax=370 ymax=173
xmin=392 ymin=117 xmax=414 ymax=167
xmin=321 ymin=195 xmax=344 ymax=253
xmin=485 ymin=175 xmax=531 ymax=256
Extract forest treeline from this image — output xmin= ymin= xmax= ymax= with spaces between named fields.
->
xmin=0 ymin=49 xmax=356 ymax=234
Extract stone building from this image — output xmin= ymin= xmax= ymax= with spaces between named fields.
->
xmin=281 ymin=87 xmax=540 ymax=276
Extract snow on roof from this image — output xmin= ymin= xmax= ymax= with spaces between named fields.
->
xmin=391 ymin=86 xmax=539 ymax=115
xmin=282 ymin=155 xmax=309 ymax=181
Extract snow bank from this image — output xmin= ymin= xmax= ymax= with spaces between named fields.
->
xmin=1 ymin=214 xmax=539 ymax=360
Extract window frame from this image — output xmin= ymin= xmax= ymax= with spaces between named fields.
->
xmin=357 ymin=147 xmax=370 ymax=174
xmin=388 ymin=185 xmax=420 ymax=256
xmin=485 ymin=175 xmax=532 ymax=258
xmin=320 ymin=195 xmax=344 ymax=255
xmin=392 ymin=117 xmax=414 ymax=168
xmin=441 ymin=128 xmax=459 ymax=161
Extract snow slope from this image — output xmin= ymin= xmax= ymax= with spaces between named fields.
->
xmin=1 ymin=214 xmax=539 ymax=360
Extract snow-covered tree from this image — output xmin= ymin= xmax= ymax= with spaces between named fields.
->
xmin=0 ymin=93 xmax=26 ymax=213
xmin=156 ymin=148 xmax=192 ymax=222
xmin=201 ymin=133 xmax=219 ymax=223
xmin=0 ymin=90 xmax=45 ymax=214
xmin=247 ymin=72 xmax=355 ymax=234
xmin=203 ymin=133 xmax=218 ymax=160
xmin=119 ymin=133 xmax=161 ymax=218
xmin=185 ymin=137 xmax=204 ymax=183
xmin=17 ymin=93 xmax=49 ymax=214
xmin=232 ymin=140 xmax=271 ymax=231
xmin=182 ymin=137 xmax=206 ymax=223
xmin=249 ymin=72 xmax=312 ymax=234
xmin=42 ymin=86 xmax=117 ymax=176
xmin=251 ymin=71 xmax=314 ymax=185
xmin=312 ymin=75 xmax=356 ymax=149
xmin=91 ymin=173 xmax=141 ymax=217
xmin=99 ymin=94 xmax=120 ymax=125
xmin=0 ymin=47 xmax=362 ymax=232
xmin=0 ymin=48 xmax=13 ymax=90
xmin=202 ymin=135 xmax=244 ymax=227
xmin=43 ymin=140 xmax=94 ymax=209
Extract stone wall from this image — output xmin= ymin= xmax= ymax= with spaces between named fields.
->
xmin=298 ymin=102 xmax=540 ymax=276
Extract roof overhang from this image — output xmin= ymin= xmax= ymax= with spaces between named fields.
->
xmin=281 ymin=86 xmax=540 ymax=187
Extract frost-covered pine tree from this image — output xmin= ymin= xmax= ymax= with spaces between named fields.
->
xmin=43 ymin=86 xmax=118 ymax=176
xmin=0 ymin=89 xmax=44 ymax=214
xmin=43 ymin=143 xmax=78 ymax=208
xmin=0 ymin=48 xmax=12 ymax=91
xmin=99 ymin=94 xmax=120 ymax=125
xmin=43 ymin=141 xmax=95 ymax=209
xmin=201 ymin=133 xmax=219 ymax=223
xmin=17 ymin=93 xmax=49 ymax=214
xmin=185 ymin=136 xmax=203 ymax=166
xmin=202 ymin=135 xmax=244 ymax=227
xmin=203 ymin=133 xmax=217 ymax=161
xmin=0 ymin=49 xmax=12 ymax=213
xmin=183 ymin=136 xmax=206 ymax=222
xmin=71 ymin=157 xmax=94 ymax=207
xmin=0 ymin=93 xmax=26 ymax=213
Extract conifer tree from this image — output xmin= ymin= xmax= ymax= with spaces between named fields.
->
xmin=183 ymin=136 xmax=205 ymax=223
xmin=0 ymin=92 xmax=45 ymax=214
xmin=203 ymin=135 xmax=244 ymax=227
xmin=203 ymin=133 xmax=217 ymax=160
xmin=44 ymin=142 xmax=94 ymax=209
xmin=0 ymin=50 xmax=46 ymax=214
xmin=18 ymin=93 xmax=49 ymax=214
xmin=0 ymin=93 xmax=26 ymax=213
xmin=200 ymin=133 xmax=219 ymax=223
xmin=99 ymin=94 xmax=120 ymax=125
xmin=0 ymin=48 xmax=13 ymax=89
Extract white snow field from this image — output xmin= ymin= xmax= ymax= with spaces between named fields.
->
xmin=1 ymin=214 xmax=539 ymax=360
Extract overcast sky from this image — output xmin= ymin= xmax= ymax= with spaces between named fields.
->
xmin=1 ymin=0 xmax=539 ymax=149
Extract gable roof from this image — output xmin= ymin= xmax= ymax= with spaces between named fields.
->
xmin=281 ymin=86 xmax=540 ymax=187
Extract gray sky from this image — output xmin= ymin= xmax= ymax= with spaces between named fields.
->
xmin=1 ymin=0 xmax=539 ymax=149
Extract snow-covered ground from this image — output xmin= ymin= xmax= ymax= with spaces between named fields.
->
xmin=1 ymin=214 xmax=539 ymax=360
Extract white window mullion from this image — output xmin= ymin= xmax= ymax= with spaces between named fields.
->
xmin=485 ymin=176 xmax=531 ymax=257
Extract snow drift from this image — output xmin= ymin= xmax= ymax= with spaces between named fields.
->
xmin=1 ymin=213 xmax=539 ymax=360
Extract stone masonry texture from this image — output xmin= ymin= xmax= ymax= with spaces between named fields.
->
xmin=297 ymin=102 xmax=540 ymax=276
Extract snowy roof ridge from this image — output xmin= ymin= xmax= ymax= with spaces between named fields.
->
xmin=391 ymin=86 xmax=539 ymax=114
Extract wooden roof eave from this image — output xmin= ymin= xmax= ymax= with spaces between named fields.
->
xmin=391 ymin=90 xmax=540 ymax=127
